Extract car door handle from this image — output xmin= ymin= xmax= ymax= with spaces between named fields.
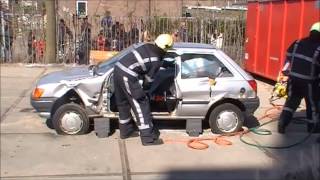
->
xmin=198 ymin=80 xmax=208 ymax=83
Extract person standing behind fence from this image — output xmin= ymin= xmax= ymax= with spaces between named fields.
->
xmin=58 ymin=19 xmax=73 ymax=56
xmin=128 ymin=23 xmax=139 ymax=45
xmin=101 ymin=11 xmax=112 ymax=36
xmin=27 ymin=30 xmax=36 ymax=63
xmin=96 ymin=30 xmax=106 ymax=51
xmin=178 ymin=22 xmax=188 ymax=42
xmin=117 ymin=24 xmax=126 ymax=51
xmin=111 ymin=22 xmax=120 ymax=50
xmin=4 ymin=25 xmax=13 ymax=62
xmin=79 ymin=17 xmax=92 ymax=64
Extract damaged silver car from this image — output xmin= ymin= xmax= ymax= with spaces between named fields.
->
xmin=31 ymin=43 xmax=259 ymax=136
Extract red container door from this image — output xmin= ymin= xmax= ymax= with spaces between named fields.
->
xmin=255 ymin=2 xmax=272 ymax=76
xmin=245 ymin=0 xmax=320 ymax=81
xmin=268 ymin=1 xmax=285 ymax=80
xmin=244 ymin=2 xmax=259 ymax=72
xmin=302 ymin=1 xmax=320 ymax=38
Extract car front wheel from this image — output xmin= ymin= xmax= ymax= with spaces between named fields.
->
xmin=209 ymin=103 xmax=244 ymax=134
xmin=52 ymin=103 xmax=90 ymax=135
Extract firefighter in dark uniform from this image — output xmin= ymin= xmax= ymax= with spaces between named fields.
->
xmin=278 ymin=22 xmax=320 ymax=134
xmin=113 ymin=34 xmax=174 ymax=146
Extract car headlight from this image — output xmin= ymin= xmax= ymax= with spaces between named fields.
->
xmin=32 ymin=87 xmax=44 ymax=100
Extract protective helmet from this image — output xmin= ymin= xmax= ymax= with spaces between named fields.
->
xmin=155 ymin=34 xmax=173 ymax=50
xmin=310 ymin=22 xmax=320 ymax=32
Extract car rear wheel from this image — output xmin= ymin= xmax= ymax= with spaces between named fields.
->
xmin=209 ymin=103 xmax=244 ymax=134
xmin=52 ymin=103 xmax=90 ymax=135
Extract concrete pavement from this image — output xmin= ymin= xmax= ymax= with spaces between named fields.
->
xmin=0 ymin=64 xmax=319 ymax=180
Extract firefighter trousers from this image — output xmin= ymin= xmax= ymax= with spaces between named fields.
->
xmin=113 ymin=66 xmax=158 ymax=143
xmin=279 ymin=79 xmax=320 ymax=129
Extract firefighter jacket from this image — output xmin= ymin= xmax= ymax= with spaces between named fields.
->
xmin=282 ymin=36 xmax=320 ymax=83
xmin=115 ymin=43 xmax=170 ymax=83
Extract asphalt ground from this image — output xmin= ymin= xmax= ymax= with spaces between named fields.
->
xmin=0 ymin=64 xmax=319 ymax=180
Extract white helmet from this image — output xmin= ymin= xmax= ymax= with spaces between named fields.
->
xmin=155 ymin=34 xmax=173 ymax=50
xmin=310 ymin=22 xmax=320 ymax=32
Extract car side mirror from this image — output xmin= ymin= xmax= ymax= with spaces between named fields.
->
xmin=216 ymin=67 xmax=227 ymax=77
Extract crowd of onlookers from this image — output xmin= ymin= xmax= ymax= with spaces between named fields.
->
xmin=6 ymin=11 xmax=223 ymax=64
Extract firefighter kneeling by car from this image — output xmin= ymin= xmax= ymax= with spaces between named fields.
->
xmin=278 ymin=22 xmax=320 ymax=136
xmin=113 ymin=34 xmax=175 ymax=146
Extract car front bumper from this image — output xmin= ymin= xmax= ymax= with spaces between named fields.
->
xmin=240 ymin=97 xmax=260 ymax=114
xmin=30 ymin=97 xmax=57 ymax=118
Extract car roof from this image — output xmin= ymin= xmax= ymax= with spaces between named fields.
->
xmin=173 ymin=42 xmax=215 ymax=50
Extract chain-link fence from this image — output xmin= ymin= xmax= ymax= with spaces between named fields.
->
xmin=2 ymin=4 xmax=246 ymax=65
xmin=1 ymin=1 xmax=46 ymax=64
xmin=58 ymin=15 xmax=246 ymax=65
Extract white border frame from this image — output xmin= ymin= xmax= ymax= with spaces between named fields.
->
xmin=76 ymin=0 xmax=88 ymax=17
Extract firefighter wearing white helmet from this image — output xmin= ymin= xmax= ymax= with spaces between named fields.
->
xmin=278 ymin=22 xmax=320 ymax=134
xmin=155 ymin=34 xmax=174 ymax=50
xmin=113 ymin=34 xmax=174 ymax=146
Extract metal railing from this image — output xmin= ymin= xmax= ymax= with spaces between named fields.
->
xmin=2 ymin=15 xmax=246 ymax=65
xmin=59 ymin=15 xmax=246 ymax=65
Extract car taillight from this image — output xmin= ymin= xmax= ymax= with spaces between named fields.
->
xmin=32 ymin=87 xmax=44 ymax=100
xmin=248 ymin=80 xmax=257 ymax=93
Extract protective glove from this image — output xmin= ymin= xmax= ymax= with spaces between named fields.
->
xmin=162 ymin=60 xmax=176 ymax=68
xmin=143 ymin=80 xmax=152 ymax=90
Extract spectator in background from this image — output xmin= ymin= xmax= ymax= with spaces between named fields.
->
xmin=211 ymin=29 xmax=223 ymax=49
xmin=172 ymin=30 xmax=179 ymax=42
xmin=140 ymin=19 xmax=150 ymax=42
xmin=178 ymin=22 xmax=188 ymax=42
xmin=128 ymin=23 xmax=139 ymax=45
xmin=111 ymin=21 xmax=120 ymax=39
xmin=4 ymin=24 xmax=13 ymax=62
xmin=79 ymin=16 xmax=92 ymax=64
xmin=101 ymin=10 xmax=112 ymax=38
xmin=27 ymin=30 xmax=36 ymax=63
xmin=58 ymin=19 xmax=73 ymax=55
xmin=117 ymin=23 xmax=126 ymax=51
xmin=96 ymin=30 xmax=106 ymax=51
xmin=216 ymin=32 xmax=223 ymax=49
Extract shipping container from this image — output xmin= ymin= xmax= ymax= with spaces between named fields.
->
xmin=244 ymin=0 xmax=320 ymax=80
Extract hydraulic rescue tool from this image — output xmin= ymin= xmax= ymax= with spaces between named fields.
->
xmin=269 ymin=73 xmax=288 ymax=104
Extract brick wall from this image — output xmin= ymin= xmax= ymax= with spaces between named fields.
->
xmin=57 ymin=0 xmax=235 ymax=18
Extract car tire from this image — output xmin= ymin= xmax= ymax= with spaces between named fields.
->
xmin=52 ymin=103 xmax=90 ymax=135
xmin=46 ymin=118 xmax=54 ymax=129
xmin=209 ymin=103 xmax=244 ymax=134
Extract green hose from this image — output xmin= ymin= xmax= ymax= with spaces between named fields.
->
xmin=240 ymin=118 xmax=315 ymax=149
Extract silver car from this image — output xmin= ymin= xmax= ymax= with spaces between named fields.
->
xmin=31 ymin=43 xmax=259 ymax=136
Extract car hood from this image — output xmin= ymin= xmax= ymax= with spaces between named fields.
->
xmin=37 ymin=66 xmax=92 ymax=85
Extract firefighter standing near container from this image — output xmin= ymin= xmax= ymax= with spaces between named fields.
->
xmin=278 ymin=22 xmax=320 ymax=134
xmin=113 ymin=34 xmax=174 ymax=146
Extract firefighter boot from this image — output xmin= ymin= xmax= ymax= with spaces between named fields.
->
xmin=140 ymin=128 xmax=163 ymax=146
xmin=152 ymin=127 xmax=160 ymax=140
xmin=278 ymin=110 xmax=293 ymax=134
xmin=119 ymin=121 xmax=139 ymax=139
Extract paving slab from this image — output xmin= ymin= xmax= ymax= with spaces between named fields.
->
xmin=1 ymin=64 xmax=319 ymax=180
xmin=0 ymin=133 xmax=122 ymax=178
xmin=125 ymin=133 xmax=273 ymax=171
xmin=1 ymin=175 xmax=122 ymax=180
xmin=1 ymin=92 xmax=51 ymax=134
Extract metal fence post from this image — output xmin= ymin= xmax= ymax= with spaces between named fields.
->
xmin=0 ymin=10 xmax=5 ymax=61
xmin=45 ymin=0 xmax=57 ymax=64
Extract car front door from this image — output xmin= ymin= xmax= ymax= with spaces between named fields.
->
xmin=176 ymin=53 xmax=224 ymax=116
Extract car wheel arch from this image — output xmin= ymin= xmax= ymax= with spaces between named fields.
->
xmin=50 ymin=89 xmax=85 ymax=118
xmin=205 ymin=98 xmax=245 ymax=121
